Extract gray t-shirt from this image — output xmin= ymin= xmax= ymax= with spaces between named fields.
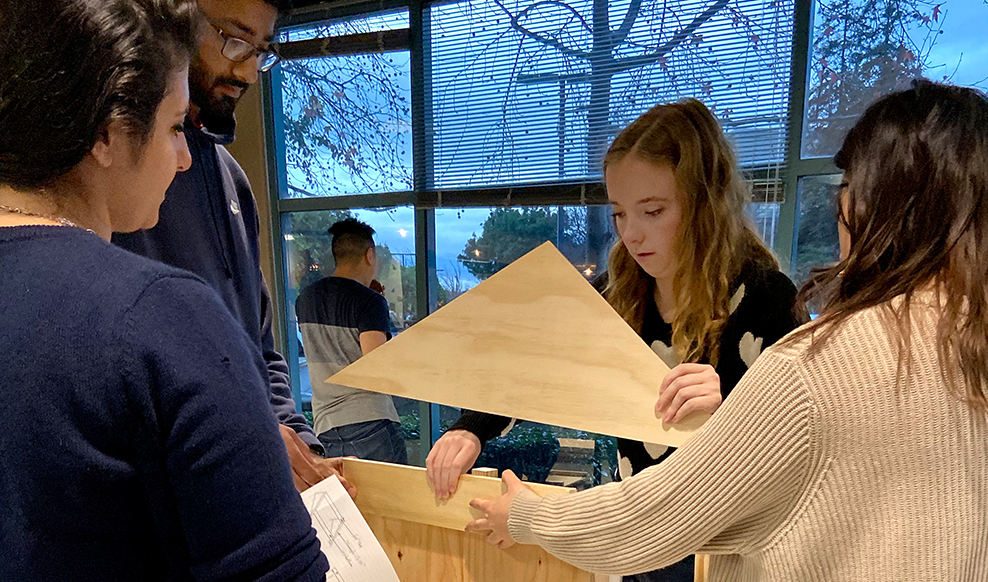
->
xmin=295 ymin=276 xmax=398 ymax=433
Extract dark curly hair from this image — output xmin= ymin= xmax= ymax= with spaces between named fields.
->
xmin=0 ymin=0 xmax=201 ymax=190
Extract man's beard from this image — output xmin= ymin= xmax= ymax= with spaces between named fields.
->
xmin=189 ymin=60 xmax=249 ymax=125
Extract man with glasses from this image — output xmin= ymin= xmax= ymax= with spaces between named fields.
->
xmin=114 ymin=0 xmax=352 ymax=495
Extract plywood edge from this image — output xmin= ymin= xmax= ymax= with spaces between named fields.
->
xmin=342 ymin=458 xmax=574 ymax=531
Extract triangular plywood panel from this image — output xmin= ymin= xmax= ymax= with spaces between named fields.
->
xmin=330 ymin=242 xmax=708 ymax=447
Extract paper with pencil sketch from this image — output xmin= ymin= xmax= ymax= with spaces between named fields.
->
xmin=300 ymin=475 xmax=400 ymax=582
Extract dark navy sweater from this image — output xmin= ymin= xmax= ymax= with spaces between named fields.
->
xmin=112 ymin=117 xmax=320 ymax=452
xmin=0 ymin=226 xmax=327 ymax=581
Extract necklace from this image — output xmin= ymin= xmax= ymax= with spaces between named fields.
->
xmin=0 ymin=204 xmax=93 ymax=232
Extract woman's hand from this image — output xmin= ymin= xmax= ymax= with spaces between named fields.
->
xmin=655 ymin=363 xmax=722 ymax=423
xmin=465 ymin=469 xmax=527 ymax=549
xmin=426 ymin=429 xmax=483 ymax=500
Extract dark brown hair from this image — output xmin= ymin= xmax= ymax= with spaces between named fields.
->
xmin=603 ymin=99 xmax=777 ymax=366
xmin=0 ymin=0 xmax=200 ymax=190
xmin=797 ymin=81 xmax=988 ymax=409
xmin=329 ymin=218 xmax=376 ymax=264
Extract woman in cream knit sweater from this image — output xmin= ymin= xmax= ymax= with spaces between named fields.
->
xmin=466 ymin=81 xmax=988 ymax=581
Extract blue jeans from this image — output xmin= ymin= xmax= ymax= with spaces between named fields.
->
xmin=623 ymin=555 xmax=694 ymax=582
xmin=318 ymin=419 xmax=408 ymax=464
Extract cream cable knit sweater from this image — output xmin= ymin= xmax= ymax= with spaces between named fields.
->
xmin=508 ymin=300 xmax=988 ymax=581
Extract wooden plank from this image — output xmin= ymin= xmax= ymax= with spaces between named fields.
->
xmin=694 ymin=553 xmax=710 ymax=582
xmin=331 ymin=242 xmax=708 ymax=448
xmin=342 ymin=458 xmax=573 ymax=531
xmin=364 ymin=514 xmax=593 ymax=582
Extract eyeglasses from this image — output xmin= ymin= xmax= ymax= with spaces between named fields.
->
xmin=209 ymin=20 xmax=280 ymax=72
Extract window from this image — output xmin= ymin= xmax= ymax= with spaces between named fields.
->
xmin=801 ymin=0 xmax=988 ymax=159
xmin=276 ymin=11 xmax=412 ymax=197
xmin=435 ymin=205 xmax=614 ymax=300
xmin=792 ymin=175 xmax=841 ymax=315
xmin=428 ymin=0 xmax=795 ymax=188
xmin=265 ymin=0 xmax=912 ymax=477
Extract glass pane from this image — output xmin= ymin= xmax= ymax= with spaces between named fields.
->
xmin=435 ymin=206 xmax=614 ymax=299
xmin=437 ymin=404 xmax=617 ymax=489
xmin=433 ymin=206 xmax=618 ymax=487
xmin=282 ymin=207 xmax=425 ymax=464
xmin=802 ymin=0 xmax=988 ymax=158
xmin=745 ymin=201 xmax=781 ymax=250
xmin=792 ymin=175 xmax=841 ymax=316
xmin=277 ymin=51 xmax=412 ymax=197
xmin=429 ymin=0 xmax=794 ymax=188
xmin=280 ymin=10 xmax=409 ymax=42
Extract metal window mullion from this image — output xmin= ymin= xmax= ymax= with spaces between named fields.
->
xmin=279 ymin=28 xmax=411 ymax=60
xmin=777 ymin=0 xmax=815 ymax=274
xmin=279 ymin=192 xmax=418 ymax=212
xmin=411 ymin=0 xmax=443 ymax=447
xmin=262 ymin=67 xmax=306 ymax=411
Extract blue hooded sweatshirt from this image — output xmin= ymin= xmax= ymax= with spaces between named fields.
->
xmin=113 ymin=114 xmax=322 ymax=452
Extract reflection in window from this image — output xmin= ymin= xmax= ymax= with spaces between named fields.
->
xmin=802 ymin=0 xmax=988 ymax=158
xmin=746 ymin=202 xmax=780 ymax=250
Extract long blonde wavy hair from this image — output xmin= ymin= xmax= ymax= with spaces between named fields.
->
xmin=603 ymin=99 xmax=777 ymax=366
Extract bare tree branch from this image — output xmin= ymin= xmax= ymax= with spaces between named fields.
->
xmin=492 ymin=0 xmax=592 ymax=58
xmin=612 ymin=0 xmax=730 ymax=73
xmin=611 ymin=0 xmax=644 ymax=47
xmin=517 ymin=0 xmax=595 ymax=35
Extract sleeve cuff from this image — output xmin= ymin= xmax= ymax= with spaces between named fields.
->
xmin=449 ymin=410 xmax=513 ymax=443
xmin=507 ymin=488 xmax=544 ymax=545
xmin=297 ymin=429 xmax=325 ymax=456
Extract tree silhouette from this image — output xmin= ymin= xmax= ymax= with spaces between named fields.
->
xmin=803 ymin=0 xmax=953 ymax=157
xmin=280 ymin=19 xmax=412 ymax=197
xmin=457 ymin=206 xmax=604 ymax=281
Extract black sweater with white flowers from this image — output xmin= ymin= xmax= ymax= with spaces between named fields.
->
xmin=449 ymin=260 xmax=807 ymax=480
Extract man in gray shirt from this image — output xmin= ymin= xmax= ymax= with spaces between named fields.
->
xmin=295 ymin=219 xmax=407 ymax=463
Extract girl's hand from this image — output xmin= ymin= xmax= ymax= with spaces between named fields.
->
xmin=655 ymin=363 xmax=722 ymax=423
xmin=426 ymin=430 xmax=483 ymax=500
xmin=465 ymin=469 xmax=527 ymax=549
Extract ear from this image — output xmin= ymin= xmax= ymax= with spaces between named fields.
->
xmin=364 ymin=246 xmax=376 ymax=265
xmin=89 ymin=121 xmax=130 ymax=169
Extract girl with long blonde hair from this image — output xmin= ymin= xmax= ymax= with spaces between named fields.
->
xmin=598 ymin=100 xmax=806 ymax=581
xmin=432 ymin=99 xmax=805 ymax=581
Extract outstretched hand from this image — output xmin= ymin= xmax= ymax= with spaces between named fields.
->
xmin=426 ymin=429 xmax=482 ymax=500
xmin=464 ymin=469 xmax=528 ymax=549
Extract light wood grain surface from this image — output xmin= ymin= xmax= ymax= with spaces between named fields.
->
xmin=331 ymin=242 xmax=708 ymax=448
xmin=364 ymin=514 xmax=593 ymax=582
xmin=341 ymin=458 xmax=574 ymax=531
xmin=342 ymin=458 xmax=593 ymax=581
